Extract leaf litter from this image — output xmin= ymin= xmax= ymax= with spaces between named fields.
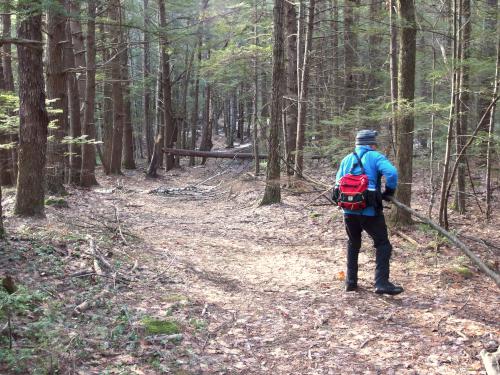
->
xmin=0 ymin=155 xmax=498 ymax=374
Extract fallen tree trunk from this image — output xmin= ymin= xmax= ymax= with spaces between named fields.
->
xmin=163 ymin=148 xmax=267 ymax=160
xmin=389 ymin=197 xmax=500 ymax=287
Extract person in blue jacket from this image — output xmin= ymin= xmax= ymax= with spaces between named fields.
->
xmin=335 ymin=130 xmax=403 ymax=295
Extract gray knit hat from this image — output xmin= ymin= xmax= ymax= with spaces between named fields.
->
xmin=355 ymin=129 xmax=378 ymax=145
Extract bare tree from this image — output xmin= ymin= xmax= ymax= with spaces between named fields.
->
xmin=80 ymin=0 xmax=98 ymax=187
xmin=109 ymin=0 xmax=125 ymax=175
xmin=389 ymin=0 xmax=417 ymax=225
xmin=294 ymin=0 xmax=316 ymax=178
xmin=158 ymin=0 xmax=175 ymax=171
xmin=143 ymin=0 xmax=153 ymax=160
xmin=46 ymin=0 xmax=68 ymax=194
xmin=261 ymin=0 xmax=285 ymax=206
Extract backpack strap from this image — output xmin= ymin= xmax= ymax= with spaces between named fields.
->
xmin=349 ymin=150 xmax=371 ymax=175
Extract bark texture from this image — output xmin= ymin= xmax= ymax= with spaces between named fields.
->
xmin=80 ymin=0 xmax=98 ymax=187
xmin=285 ymin=0 xmax=298 ymax=176
xmin=109 ymin=0 xmax=124 ymax=174
xmin=261 ymin=0 xmax=285 ymax=205
xmin=64 ymin=17 xmax=82 ymax=184
xmin=158 ymin=0 xmax=175 ymax=171
xmin=389 ymin=0 xmax=417 ymax=225
xmin=46 ymin=0 xmax=68 ymax=194
xmin=15 ymin=1 xmax=49 ymax=216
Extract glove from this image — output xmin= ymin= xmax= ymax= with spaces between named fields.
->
xmin=332 ymin=186 xmax=340 ymax=203
xmin=382 ymin=187 xmax=395 ymax=202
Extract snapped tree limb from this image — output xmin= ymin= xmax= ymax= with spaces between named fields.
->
xmin=389 ymin=197 xmax=500 ymax=287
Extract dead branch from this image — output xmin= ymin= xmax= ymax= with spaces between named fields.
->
xmin=395 ymin=231 xmax=421 ymax=247
xmin=0 ymin=38 xmax=44 ymax=48
xmin=359 ymin=335 xmax=379 ymax=349
xmin=304 ymin=188 xmax=334 ymax=207
xmin=145 ymin=334 xmax=183 ymax=344
xmin=88 ymin=236 xmax=113 ymax=275
xmin=112 ymin=205 xmax=128 ymax=245
xmin=435 ymin=294 xmax=471 ymax=331
xmin=390 ymin=197 xmax=500 ymax=287
xmin=163 ymin=147 xmax=267 ymax=160
xmin=73 ymin=288 xmax=110 ymax=315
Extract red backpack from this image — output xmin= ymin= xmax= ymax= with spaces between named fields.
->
xmin=334 ymin=152 xmax=370 ymax=210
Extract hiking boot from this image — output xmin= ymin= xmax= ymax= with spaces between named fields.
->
xmin=345 ymin=282 xmax=358 ymax=292
xmin=375 ymin=281 xmax=403 ymax=295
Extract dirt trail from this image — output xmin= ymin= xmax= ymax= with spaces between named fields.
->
xmin=3 ymin=157 xmax=498 ymax=374
xmin=75 ymin=158 xmax=497 ymax=374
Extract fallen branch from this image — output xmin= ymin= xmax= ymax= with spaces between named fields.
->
xmin=112 ymin=205 xmax=128 ymax=245
xmin=163 ymin=147 xmax=267 ymax=160
xmin=304 ymin=188 xmax=334 ymax=207
xmin=0 ymin=37 xmax=44 ymax=48
xmin=395 ymin=230 xmax=421 ymax=247
xmin=73 ymin=288 xmax=110 ymax=315
xmin=435 ymin=294 xmax=471 ymax=332
xmin=145 ymin=334 xmax=183 ymax=344
xmin=89 ymin=238 xmax=112 ymax=275
xmin=359 ymin=335 xmax=379 ymax=349
xmin=389 ymin=197 xmax=500 ymax=287
xmin=457 ymin=233 xmax=500 ymax=253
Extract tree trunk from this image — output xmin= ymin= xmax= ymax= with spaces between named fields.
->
xmin=261 ymin=0 xmax=285 ymax=206
xmin=158 ymin=0 xmax=175 ymax=171
xmin=389 ymin=0 xmax=398 ymax=153
xmin=80 ymin=0 xmax=98 ymax=187
xmin=143 ymin=0 xmax=153 ymax=161
xmin=109 ymin=0 xmax=124 ymax=175
xmin=438 ymin=0 xmax=460 ymax=228
xmin=190 ymin=39 xmax=201 ymax=166
xmin=69 ymin=0 xmax=87 ymax=106
xmin=15 ymin=1 xmax=49 ymax=216
xmin=64 ymin=17 xmax=82 ymax=185
xmin=343 ymin=0 xmax=359 ymax=112
xmin=46 ymin=0 xmax=68 ymax=195
xmin=101 ymin=22 xmax=113 ymax=173
xmin=1 ymin=1 xmax=15 ymax=186
xmin=238 ymin=86 xmax=245 ymax=142
xmin=389 ymin=0 xmax=417 ymax=225
xmin=486 ymin=39 xmax=499 ymax=221
xmin=253 ymin=0 xmax=260 ymax=175
xmin=0 ymin=185 xmax=4 ymax=238
xmin=199 ymin=79 xmax=213 ymax=154
xmin=2 ymin=3 xmax=14 ymax=92
xmin=122 ymin=41 xmax=136 ymax=169
xmin=294 ymin=0 xmax=316 ymax=178
xmin=454 ymin=0 xmax=470 ymax=214
xmin=477 ymin=0 xmax=498 ymax=131
xmin=367 ymin=0 xmax=383 ymax=95
xmin=285 ymin=0 xmax=298 ymax=176
xmin=329 ymin=0 xmax=339 ymax=117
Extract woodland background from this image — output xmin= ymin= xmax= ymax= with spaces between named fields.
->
xmin=0 ymin=0 xmax=498 ymax=373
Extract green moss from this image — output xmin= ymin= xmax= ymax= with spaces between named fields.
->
xmin=453 ymin=265 xmax=473 ymax=278
xmin=189 ymin=318 xmax=207 ymax=331
xmin=44 ymin=196 xmax=68 ymax=208
xmin=309 ymin=211 xmax=321 ymax=219
xmin=142 ymin=317 xmax=180 ymax=335
xmin=163 ymin=294 xmax=188 ymax=303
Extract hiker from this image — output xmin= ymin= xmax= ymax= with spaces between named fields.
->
xmin=333 ymin=130 xmax=403 ymax=295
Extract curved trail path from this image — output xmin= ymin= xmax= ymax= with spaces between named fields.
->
xmin=70 ymin=161 xmax=498 ymax=374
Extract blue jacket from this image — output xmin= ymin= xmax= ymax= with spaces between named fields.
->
xmin=335 ymin=145 xmax=398 ymax=216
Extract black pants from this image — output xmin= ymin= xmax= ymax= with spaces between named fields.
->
xmin=344 ymin=214 xmax=392 ymax=286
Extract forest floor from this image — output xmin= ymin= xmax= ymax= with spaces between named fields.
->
xmin=1 ymin=140 xmax=499 ymax=374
